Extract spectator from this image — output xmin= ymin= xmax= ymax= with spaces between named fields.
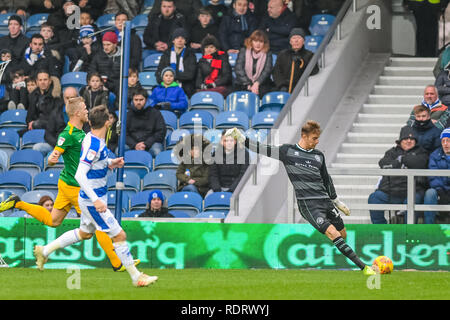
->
xmin=156 ymin=28 xmax=198 ymax=98
xmin=89 ymin=31 xmax=121 ymax=95
xmin=139 ymin=190 xmax=174 ymax=218
xmin=423 ymin=128 xmax=450 ymax=224
xmin=126 ymin=88 xmax=167 ymax=157
xmin=206 ymin=0 xmax=228 ymax=27
xmin=234 ymin=29 xmax=273 ymax=98
xmin=127 ymin=67 xmax=144 ymax=105
xmin=368 ymin=126 xmax=429 ymax=224
xmin=218 ymin=0 xmax=258 ymax=55
xmin=29 ymin=0 xmax=62 ymax=15
xmin=79 ymin=72 xmax=109 ymax=111
xmin=68 ymin=24 xmax=102 ymax=72
xmin=26 ymin=76 xmax=37 ymax=95
xmin=26 ymin=69 xmax=63 ymax=133
xmin=272 ymin=27 xmax=319 ymax=93
xmin=195 ymin=35 xmax=233 ymax=97
xmin=150 ymin=67 xmax=188 ymax=116
xmin=40 ymin=23 xmax=64 ymax=65
xmin=103 ymin=0 xmax=140 ymax=19
xmin=0 ymin=15 xmax=29 ymax=66
xmin=407 ymin=85 xmax=450 ymax=130
xmin=150 ymin=0 xmax=203 ymax=28
xmin=106 ymin=111 xmax=118 ymax=153
xmin=189 ymin=7 xmax=219 ymax=54
xmin=208 ymin=129 xmax=250 ymax=195
xmin=435 ymin=64 xmax=450 ymax=105
xmin=46 ymin=0 xmax=76 ymax=42
xmin=0 ymin=0 xmax=31 ymax=13
xmin=76 ymin=0 xmax=107 ymax=21
xmin=113 ymin=11 xmax=142 ymax=71
xmin=38 ymin=195 xmax=54 ymax=212
xmin=258 ymin=0 xmax=299 ymax=53
xmin=7 ymin=69 xmax=28 ymax=110
xmin=175 ymin=134 xmax=211 ymax=197
xmin=32 ymin=86 xmax=79 ymax=156
xmin=143 ymin=0 xmax=187 ymax=52
xmin=410 ymin=104 xmax=443 ymax=154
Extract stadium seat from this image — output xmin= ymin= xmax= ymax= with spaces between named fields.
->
xmin=122 ymin=210 xmax=143 ymax=218
xmin=96 ymin=13 xmax=116 ymax=30
xmin=189 ymin=91 xmax=224 ymax=116
xmin=0 ymin=13 xmax=15 ymax=32
xmin=139 ymin=71 xmax=158 ymax=90
xmin=142 ymin=0 xmax=155 ymax=14
xmin=61 ymin=72 xmax=87 ymax=90
xmin=166 ymin=128 xmax=190 ymax=149
xmin=143 ymin=169 xmax=177 ymax=193
xmin=142 ymin=49 xmax=158 ymax=61
xmin=251 ymin=111 xmax=279 ymax=130
xmin=228 ymin=52 xmax=238 ymax=68
xmin=33 ymin=169 xmax=60 ymax=192
xmin=129 ymin=191 xmax=152 ymax=212
xmin=0 ymin=149 xmax=7 ymax=172
xmin=195 ymin=211 xmax=227 ymax=219
xmin=107 ymin=170 xmax=141 ymax=203
xmin=124 ymin=150 xmax=153 ymax=179
xmin=245 ymin=128 xmax=270 ymax=143
xmin=0 ymin=29 xmax=8 ymax=36
xmin=3 ymin=210 xmax=28 ymax=218
xmin=9 ymin=149 xmax=44 ymax=178
xmin=203 ymin=128 xmax=223 ymax=145
xmin=21 ymin=129 xmax=45 ymax=149
xmin=179 ymin=110 xmax=214 ymax=131
xmin=259 ymin=91 xmax=290 ymax=112
xmin=131 ymin=14 xmax=148 ymax=32
xmin=215 ymin=111 xmax=249 ymax=131
xmin=226 ymin=91 xmax=260 ymax=118
xmin=168 ymin=210 xmax=191 ymax=218
xmin=26 ymin=13 xmax=49 ymax=33
xmin=309 ymin=14 xmax=336 ymax=36
xmin=0 ymin=128 xmax=19 ymax=157
xmin=154 ymin=150 xmax=179 ymax=171
xmin=167 ymin=191 xmax=203 ymax=217
xmin=304 ymin=35 xmax=324 ymax=53
xmin=107 ymin=191 xmax=130 ymax=212
xmin=160 ymin=110 xmax=178 ymax=132
xmin=21 ymin=190 xmax=55 ymax=204
xmin=203 ymin=191 xmax=232 ymax=212
xmin=143 ymin=53 xmax=162 ymax=71
xmin=0 ymin=110 xmax=27 ymax=133
xmin=0 ymin=170 xmax=32 ymax=196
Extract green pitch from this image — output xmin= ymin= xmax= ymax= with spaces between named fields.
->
xmin=0 ymin=268 xmax=448 ymax=300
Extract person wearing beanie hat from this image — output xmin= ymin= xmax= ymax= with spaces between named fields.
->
xmin=0 ymin=14 xmax=29 ymax=63
xmin=423 ymin=127 xmax=450 ymax=224
xmin=289 ymin=27 xmax=306 ymax=41
xmin=79 ymin=25 xmax=96 ymax=42
xmin=103 ymin=31 xmax=118 ymax=45
xmin=139 ymin=190 xmax=174 ymax=218
xmin=67 ymin=24 xmax=102 ymax=72
xmin=368 ymin=125 xmax=429 ymax=224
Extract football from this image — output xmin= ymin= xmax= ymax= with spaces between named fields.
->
xmin=372 ymin=256 xmax=394 ymax=274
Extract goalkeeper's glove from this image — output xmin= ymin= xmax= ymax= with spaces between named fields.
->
xmin=332 ymin=198 xmax=350 ymax=216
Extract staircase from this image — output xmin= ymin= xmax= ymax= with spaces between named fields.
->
xmin=330 ymin=57 xmax=437 ymax=223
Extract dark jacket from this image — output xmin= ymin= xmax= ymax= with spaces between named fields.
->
xmin=234 ymin=47 xmax=273 ymax=87
xmin=44 ymin=103 xmax=68 ymax=147
xmin=27 ymin=82 xmax=64 ymax=130
xmin=125 ymin=104 xmax=167 ymax=151
xmin=139 ymin=206 xmax=174 ymax=218
xmin=258 ymin=8 xmax=299 ymax=53
xmin=176 ymin=162 xmax=210 ymax=196
xmin=0 ymin=33 xmax=30 ymax=64
xmin=195 ymin=50 xmax=232 ymax=89
xmin=435 ymin=68 xmax=450 ymax=106
xmin=156 ymin=46 xmax=198 ymax=98
xmin=428 ymin=146 xmax=450 ymax=194
xmin=88 ymin=48 xmax=121 ymax=95
xmin=189 ymin=22 xmax=219 ymax=52
xmin=0 ymin=0 xmax=30 ymax=11
xmin=377 ymin=144 xmax=429 ymax=198
xmin=218 ymin=11 xmax=258 ymax=52
xmin=29 ymin=0 xmax=62 ymax=14
xmin=69 ymin=40 xmax=103 ymax=72
xmin=411 ymin=119 xmax=443 ymax=154
xmin=143 ymin=11 xmax=187 ymax=50
xmin=209 ymin=144 xmax=250 ymax=192
xmin=79 ymin=85 xmax=109 ymax=110
xmin=150 ymin=0 xmax=203 ymax=27
xmin=272 ymin=47 xmax=319 ymax=92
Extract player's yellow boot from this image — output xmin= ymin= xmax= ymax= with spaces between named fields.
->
xmin=113 ymin=259 xmax=141 ymax=272
xmin=363 ymin=265 xmax=377 ymax=275
xmin=133 ymin=273 xmax=158 ymax=287
xmin=0 ymin=194 xmax=20 ymax=212
xmin=33 ymin=245 xmax=48 ymax=271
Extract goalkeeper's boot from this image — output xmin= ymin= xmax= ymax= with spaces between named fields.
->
xmin=113 ymin=259 xmax=141 ymax=272
xmin=33 ymin=245 xmax=48 ymax=271
xmin=0 ymin=194 xmax=20 ymax=213
xmin=133 ymin=273 xmax=158 ymax=287
xmin=363 ymin=265 xmax=377 ymax=276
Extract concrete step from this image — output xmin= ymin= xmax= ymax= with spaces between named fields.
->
xmin=367 ymin=94 xmax=422 ymax=104
xmin=334 ymin=184 xmax=377 ymax=196
xmin=388 ymin=57 xmax=437 ymax=68
xmin=346 ymin=132 xmax=397 ymax=143
xmin=339 ymin=142 xmax=393 ymax=153
xmin=339 ymin=195 xmax=372 ymax=204
xmin=331 ymin=175 xmax=381 ymax=186
xmin=330 ymin=163 xmax=380 ymax=169
xmin=362 ymin=104 xmax=413 ymax=114
xmin=382 ymin=66 xmax=434 ymax=77
xmin=377 ymin=76 xmax=435 ymax=86
xmin=372 ymin=85 xmax=425 ymax=95
xmin=334 ymin=153 xmax=382 ymax=164
xmin=351 ymin=123 xmax=402 ymax=134
xmin=357 ymin=113 xmax=409 ymax=124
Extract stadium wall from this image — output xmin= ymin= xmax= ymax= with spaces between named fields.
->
xmin=1 ymin=218 xmax=449 ymax=271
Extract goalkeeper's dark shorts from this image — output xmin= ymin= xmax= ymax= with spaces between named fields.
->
xmin=297 ymin=198 xmax=345 ymax=234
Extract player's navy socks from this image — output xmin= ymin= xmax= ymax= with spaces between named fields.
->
xmin=333 ymin=236 xmax=366 ymax=270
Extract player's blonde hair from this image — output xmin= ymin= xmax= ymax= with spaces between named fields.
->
xmin=66 ymin=97 xmax=85 ymax=117
xmin=301 ymin=120 xmax=321 ymax=136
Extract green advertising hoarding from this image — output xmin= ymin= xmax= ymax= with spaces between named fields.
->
xmin=0 ymin=218 xmax=449 ymax=271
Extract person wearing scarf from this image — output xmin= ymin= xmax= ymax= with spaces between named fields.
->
xmin=21 ymin=34 xmax=61 ymax=78
xmin=196 ymin=35 xmax=232 ymax=97
xmin=234 ymin=29 xmax=273 ymax=98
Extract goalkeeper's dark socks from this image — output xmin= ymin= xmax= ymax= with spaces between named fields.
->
xmin=333 ymin=236 xmax=366 ymax=270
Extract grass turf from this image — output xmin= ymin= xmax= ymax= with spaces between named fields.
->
xmin=0 ymin=268 xmax=448 ymax=300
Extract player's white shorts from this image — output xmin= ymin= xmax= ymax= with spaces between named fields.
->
xmin=78 ymin=197 xmax=122 ymax=238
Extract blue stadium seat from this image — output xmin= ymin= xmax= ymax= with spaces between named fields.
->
xmin=0 ymin=170 xmax=32 ymax=196
xmin=245 ymin=128 xmax=270 ymax=143
xmin=179 ymin=110 xmax=214 ymax=131
xmin=259 ymin=91 xmax=290 ymax=112
xmin=168 ymin=210 xmax=191 ymax=218
xmin=26 ymin=13 xmax=49 ymax=33
xmin=0 ymin=149 xmax=7 ymax=172
xmin=309 ymin=14 xmax=336 ymax=36
xmin=107 ymin=170 xmax=141 ymax=203
xmin=143 ymin=169 xmax=177 ymax=193
xmin=33 ymin=169 xmax=60 ymax=191
xmin=0 ymin=13 xmax=15 ymax=31
xmin=228 ymin=52 xmax=238 ymax=68
xmin=0 ymin=29 xmax=9 ymax=36
xmin=154 ymin=150 xmax=179 ymax=171
xmin=61 ymin=72 xmax=87 ymax=89
xmin=215 ymin=111 xmax=249 ymax=131
xmin=195 ymin=211 xmax=227 ymax=219
xmin=0 ymin=190 xmax=12 ymax=203
xmin=9 ymin=149 xmax=44 ymax=177
xmin=189 ymin=91 xmax=224 ymax=116
xmin=160 ymin=110 xmax=178 ymax=132
xmin=3 ymin=210 xmax=28 ymax=218
xmin=304 ymin=35 xmax=324 ymax=53
xmin=203 ymin=128 xmax=222 ymax=145
xmin=195 ymin=53 xmax=203 ymax=62
xmin=143 ymin=53 xmax=162 ymax=71
xmin=122 ymin=210 xmax=143 ymax=218
xmin=131 ymin=14 xmax=148 ymax=32
xmin=107 ymin=191 xmax=130 ymax=212
xmin=142 ymin=49 xmax=158 ymax=61
xmin=129 ymin=191 xmax=152 ymax=212
xmin=166 ymin=128 xmax=190 ymax=149
xmin=0 ymin=128 xmax=19 ymax=157
xmin=0 ymin=110 xmax=27 ymax=133
xmin=226 ymin=91 xmax=260 ymax=118
xmin=96 ymin=13 xmax=116 ymax=30
xmin=251 ymin=111 xmax=279 ymax=130
xmin=124 ymin=150 xmax=153 ymax=179
xmin=167 ymin=191 xmax=203 ymax=217
xmin=21 ymin=129 xmax=45 ymax=149
xmin=204 ymin=191 xmax=232 ymax=212
xmin=139 ymin=71 xmax=158 ymax=90
xmin=21 ymin=190 xmax=54 ymax=204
